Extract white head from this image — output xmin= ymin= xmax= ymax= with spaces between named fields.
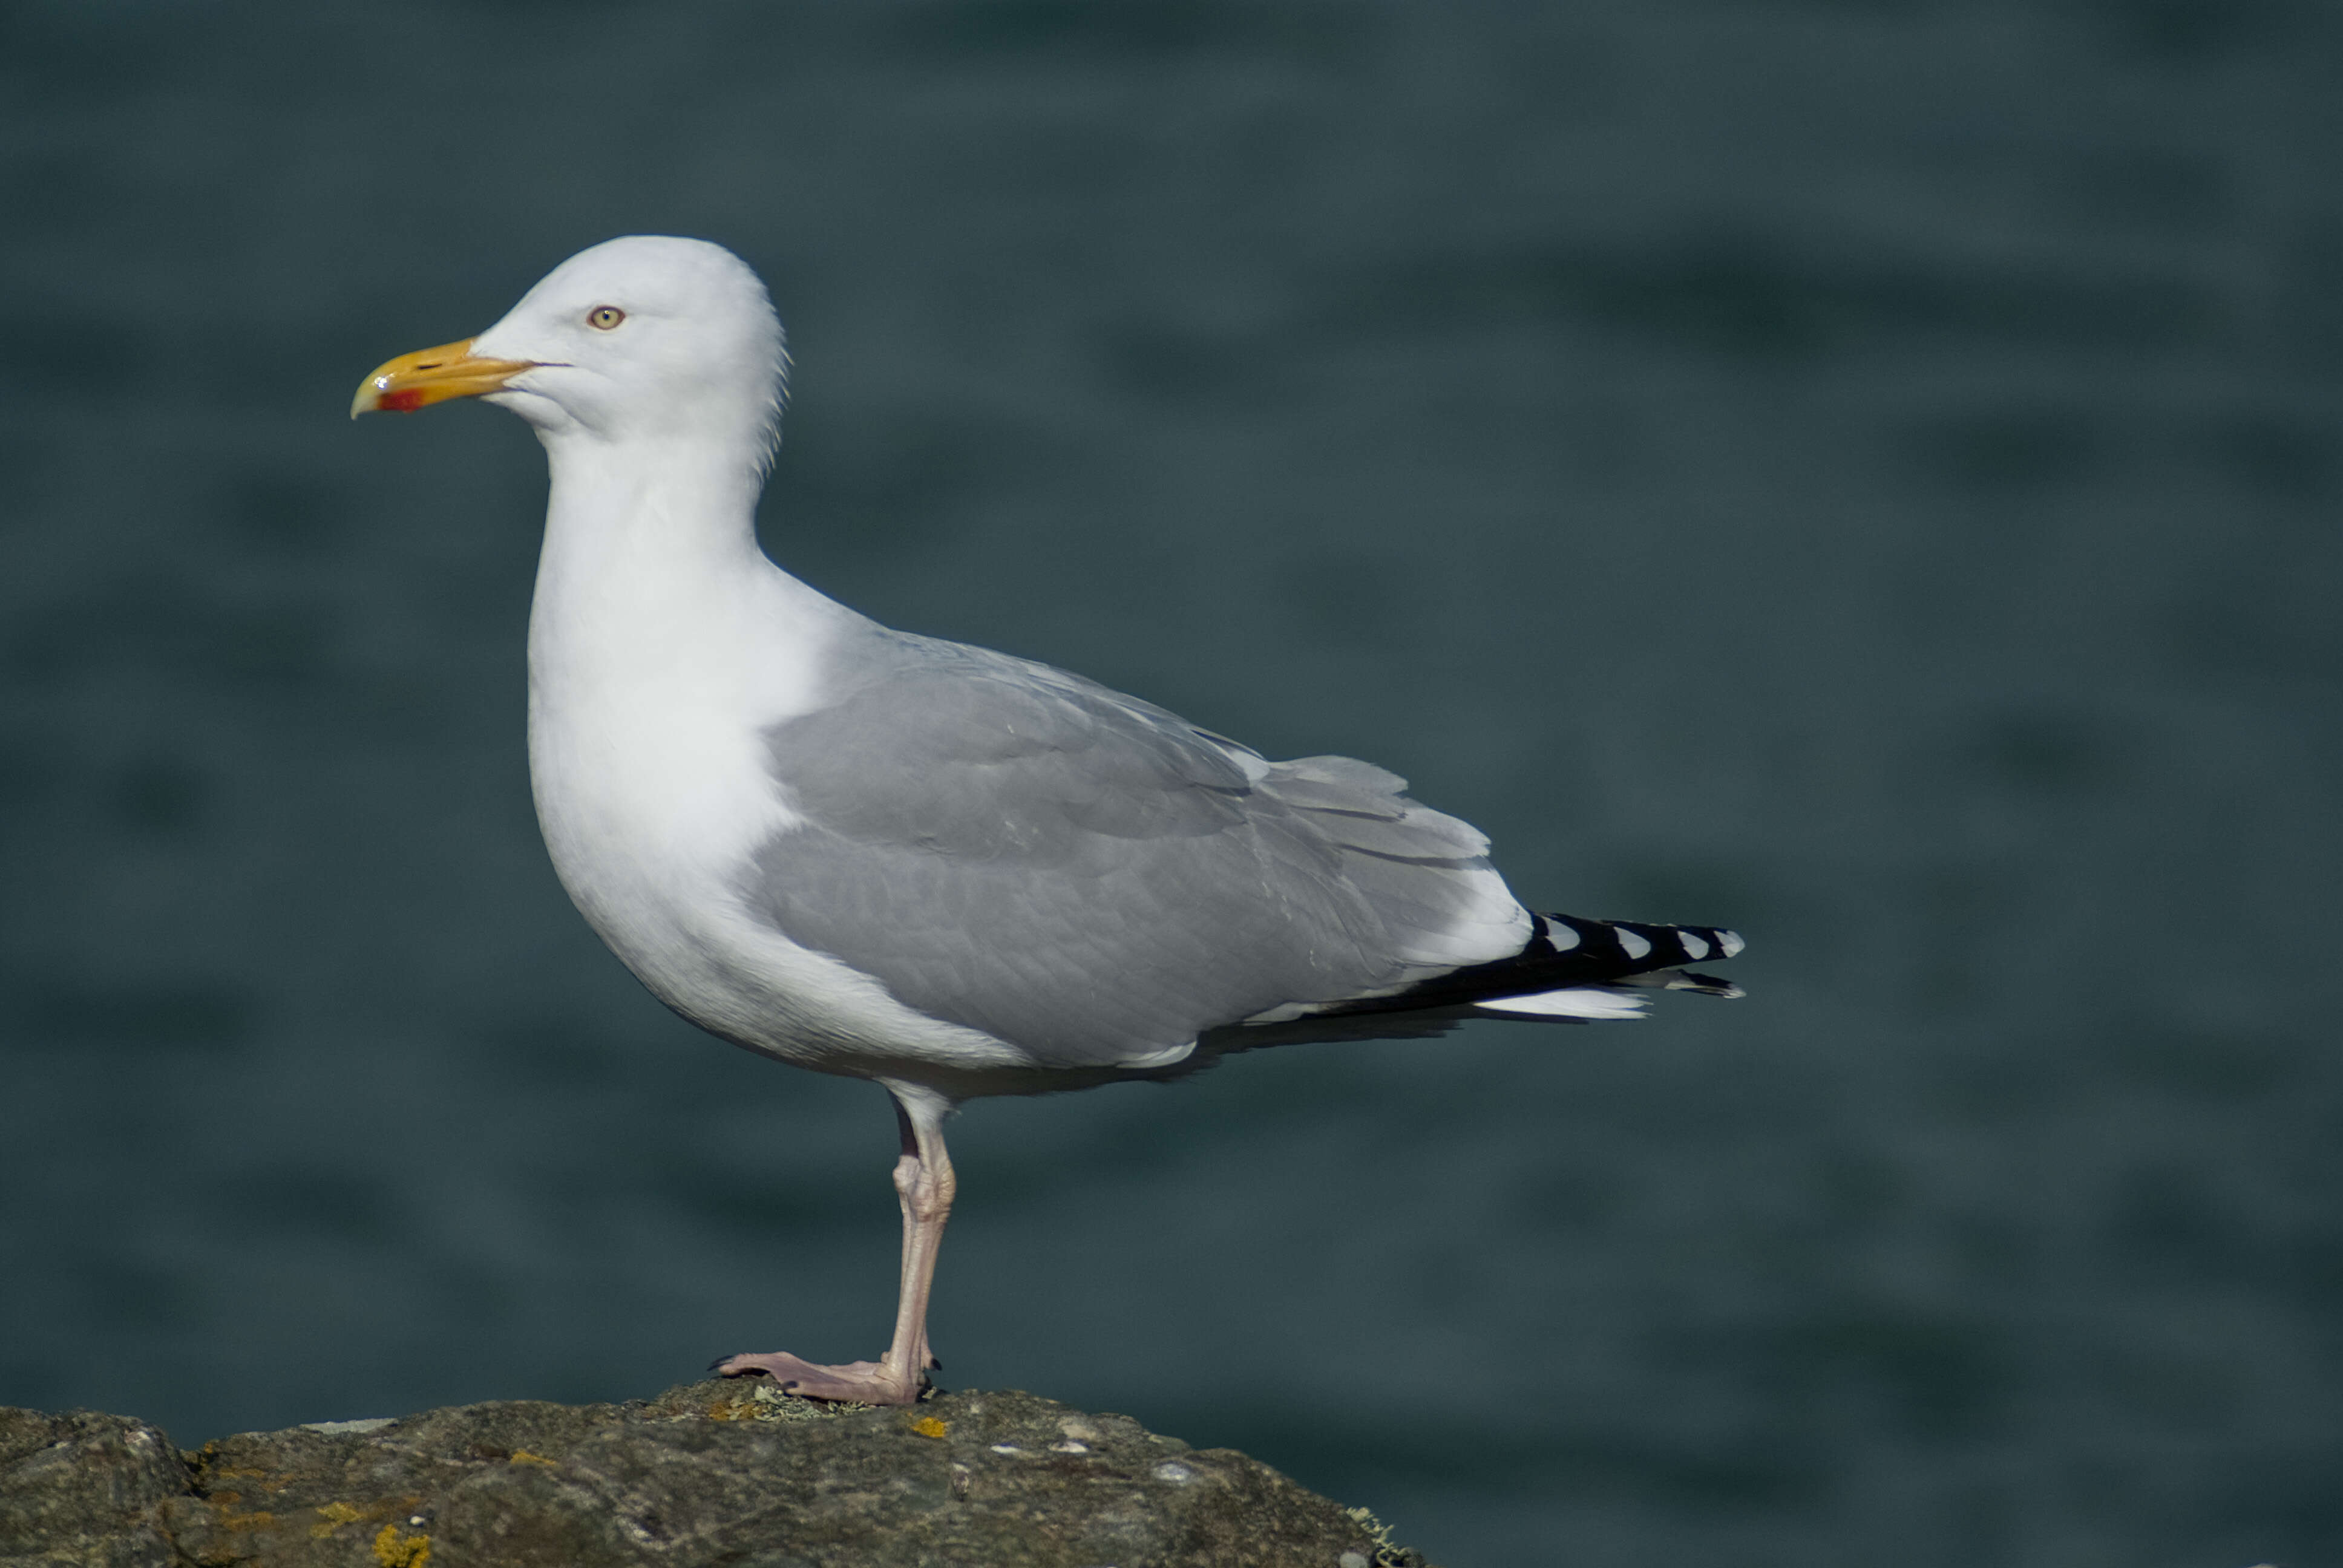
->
xmin=353 ymin=236 xmax=788 ymax=468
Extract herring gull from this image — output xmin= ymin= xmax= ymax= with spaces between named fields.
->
xmin=350 ymin=235 xmax=1745 ymax=1406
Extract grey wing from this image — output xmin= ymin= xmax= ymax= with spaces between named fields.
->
xmin=740 ymin=630 xmax=1529 ymax=1067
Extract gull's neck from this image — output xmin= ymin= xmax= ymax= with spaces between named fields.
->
xmin=527 ymin=433 xmax=859 ymax=727
xmin=521 ymin=429 xmax=856 ymax=976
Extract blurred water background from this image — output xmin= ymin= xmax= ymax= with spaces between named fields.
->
xmin=3 ymin=2 xmax=2339 ymax=1563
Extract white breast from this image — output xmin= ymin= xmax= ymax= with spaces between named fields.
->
xmin=521 ymin=461 xmax=1031 ymax=1077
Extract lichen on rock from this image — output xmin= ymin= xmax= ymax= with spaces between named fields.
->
xmin=0 ymin=1382 xmax=1432 ymax=1567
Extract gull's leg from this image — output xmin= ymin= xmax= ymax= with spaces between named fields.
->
xmin=713 ymin=1081 xmax=955 ymax=1405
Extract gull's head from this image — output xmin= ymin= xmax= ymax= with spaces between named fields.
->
xmin=351 ymin=235 xmax=788 ymax=460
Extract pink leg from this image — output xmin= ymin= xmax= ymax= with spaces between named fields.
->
xmin=713 ymin=1082 xmax=955 ymax=1405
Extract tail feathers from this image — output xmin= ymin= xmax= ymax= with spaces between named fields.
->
xmin=1473 ymin=965 xmax=1743 ymax=1022
xmin=1472 ymin=913 xmax=1745 ymax=1018
xmin=1311 ymin=910 xmax=1745 ymax=1027
xmin=1473 ymin=987 xmax=1653 ymax=1021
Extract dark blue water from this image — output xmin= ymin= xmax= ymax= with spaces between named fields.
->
xmin=4 ymin=4 xmax=2338 ymax=1563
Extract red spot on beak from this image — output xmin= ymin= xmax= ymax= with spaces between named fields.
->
xmin=377 ymin=388 xmax=428 ymax=413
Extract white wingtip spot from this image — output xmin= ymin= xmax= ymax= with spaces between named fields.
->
xmin=1615 ymin=927 xmax=1652 ymax=961
xmin=1544 ymin=917 xmax=1581 ymax=952
xmin=1677 ymin=932 xmax=1710 ymax=959
xmin=1717 ymin=929 xmax=1745 ymax=958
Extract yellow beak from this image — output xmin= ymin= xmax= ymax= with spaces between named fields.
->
xmin=349 ymin=337 xmax=539 ymax=419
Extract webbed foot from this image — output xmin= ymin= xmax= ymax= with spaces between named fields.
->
xmin=711 ymin=1350 xmax=932 ymax=1405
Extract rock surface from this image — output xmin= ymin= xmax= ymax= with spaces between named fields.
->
xmin=0 ymin=1380 xmax=1430 ymax=1567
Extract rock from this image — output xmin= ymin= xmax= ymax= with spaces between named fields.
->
xmin=0 ymin=1381 xmax=1432 ymax=1567
xmin=0 ymin=1407 xmax=186 ymax=1568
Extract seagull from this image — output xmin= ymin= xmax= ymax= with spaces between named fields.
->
xmin=351 ymin=235 xmax=1744 ymax=1406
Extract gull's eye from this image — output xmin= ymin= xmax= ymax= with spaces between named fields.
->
xmin=587 ymin=306 xmax=626 ymax=331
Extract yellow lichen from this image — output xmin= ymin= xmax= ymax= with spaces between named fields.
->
xmin=312 ymin=1501 xmax=366 ymax=1538
xmin=372 ymin=1523 xmax=432 ymax=1567
xmin=908 ymin=1416 xmax=949 ymax=1439
xmin=508 ymin=1449 xmax=557 ymax=1467
xmin=217 ymin=1510 xmax=275 ymax=1530
xmin=1341 ymin=1504 xmax=1418 ymax=1567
